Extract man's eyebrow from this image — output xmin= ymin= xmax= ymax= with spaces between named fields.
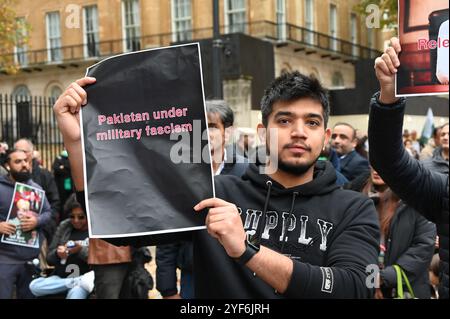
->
xmin=305 ymin=113 xmax=324 ymax=121
xmin=274 ymin=111 xmax=293 ymax=117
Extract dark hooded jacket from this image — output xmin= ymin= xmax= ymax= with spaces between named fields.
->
xmin=193 ymin=161 xmax=379 ymax=298
xmin=76 ymin=161 xmax=379 ymax=299
xmin=380 ymin=204 xmax=436 ymax=299
xmin=369 ymin=93 xmax=449 ymax=299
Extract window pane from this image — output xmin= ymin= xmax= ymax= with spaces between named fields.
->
xmin=329 ymin=4 xmax=337 ymax=51
xmin=304 ymin=0 xmax=314 ymax=44
xmin=173 ymin=0 xmax=192 ymax=41
xmin=46 ymin=12 xmax=62 ymax=61
xmin=85 ymin=6 xmax=99 ymax=57
xmin=227 ymin=0 xmax=246 ymax=33
xmin=123 ymin=0 xmax=141 ymax=51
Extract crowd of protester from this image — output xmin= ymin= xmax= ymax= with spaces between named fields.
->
xmin=0 ymin=37 xmax=448 ymax=299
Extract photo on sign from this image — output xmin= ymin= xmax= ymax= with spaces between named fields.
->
xmin=1 ymin=183 xmax=45 ymax=248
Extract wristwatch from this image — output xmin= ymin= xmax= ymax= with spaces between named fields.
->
xmin=234 ymin=235 xmax=260 ymax=265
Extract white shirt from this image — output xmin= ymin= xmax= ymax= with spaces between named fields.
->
xmin=215 ymin=148 xmax=227 ymax=176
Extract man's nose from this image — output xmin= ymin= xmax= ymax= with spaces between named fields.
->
xmin=291 ymin=123 xmax=307 ymax=138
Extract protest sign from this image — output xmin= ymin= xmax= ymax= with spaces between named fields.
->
xmin=81 ymin=43 xmax=214 ymax=238
xmin=396 ymin=0 xmax=449 ymax=97
xmin=1 ymin=183 xmax=44 ymax=248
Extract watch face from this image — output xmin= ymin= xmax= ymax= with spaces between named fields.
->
xmin=247 ymin=232 xmax=261 ymax=249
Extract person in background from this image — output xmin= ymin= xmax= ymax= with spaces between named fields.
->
xmin=420 ymin=126 xmax=442 ymax=160
xmin=29 ymin=194 xmax=94 ymax=299
xmin=423 ymin=123 xmax=449 ymax=176
xmin=429 ymin=253 xmax=441 ymax=299
xmin=88 ymin=238 xmax=132 ymax=299
xmin=0 ymin=149 xmax=52 ymax=298
xmin=0 ymin=142 xmax=8 ymax=176
xmin=14 ymin=139 xmax=60 ymax=242
xmin=369 ymin=36 xmax=448 ymax=299
xmin=156 ymin=100 xmax=248 ymax=299
xmin=52 ymin=149 xmax=74 ymax=216
xmin=404 ymin=139 xmax=419 ymax=159
xmin=362 ymin=168 xmax=436 ymax=299
xmin=331 ymin=122 xmax=370 ymax=181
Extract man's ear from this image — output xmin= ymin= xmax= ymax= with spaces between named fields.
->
xmin=5 ymin=164 xmax=10 ymax=171
xmin=324 ymin=128 xmax=332 ymax=149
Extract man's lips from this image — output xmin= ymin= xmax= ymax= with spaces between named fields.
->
xmin=284 ymin=144 xmax=311 ymax=154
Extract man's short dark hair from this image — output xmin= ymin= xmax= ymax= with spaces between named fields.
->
xmin=333 ymin=122 xmax=357 ymax=140
xmin=5 ymin=149 xmax=26 ymax=163
xmin=260 ymin=71 xmax=330 ymax=127
xmin=205 ymin=100 xmax=234 ymax=128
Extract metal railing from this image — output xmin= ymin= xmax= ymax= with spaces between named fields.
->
xmin=1 ymin=21 xmax=381 ymax=70
xmin=0 ymin=94 xmax=63 ymax=170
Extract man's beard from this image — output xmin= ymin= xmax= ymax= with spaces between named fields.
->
xmin=265 ymin=139 xmax=318 ymax=175
xmin=10 ymin=170 xmax=31 ymax=182
xmin=277 ymin=155 xmax=318 ymax=175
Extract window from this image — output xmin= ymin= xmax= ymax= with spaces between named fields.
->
xmin=367 ymin=27 xmax=377 ymax=58
xmin=14 ymin=18 xmax=28 ymax=66
xmin=12 ymin=85 xmax=31 ymax=98
xmin=350 ymin=13 xmax=359 ymax=57
xmin=49 ymin=85 xmax=63 ymax=99
xmin=329 ymin=4 xmax=338 ymax=51
xmin=122 ymin=0 xmax=141 ymax=52
xmin=46 ymin=12 xmax=62 ymax=62
xmin=332 ymin=71 xmax=344 ymax=88
xmin=276 ymin=0 xmax=286 ymax=41
xmin=172 ymin=0 xmax=192 ymax=42
xmin=304 ymin=0 xmax=314 ymax=45
xmin=225 ymin=0 xmax=246 ymax=34
xmin=84 ymin=5 xmax=99 ymax=57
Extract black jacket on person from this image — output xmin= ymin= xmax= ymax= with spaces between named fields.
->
xmin=32 ymin=159 xmax=61 ymax=221
xmin=339 ymin=150 xmax=370 ymax=182
xmin=77 ymin=161 xmax=379 ymax=298
xmin=52 ymin=154 xmax=74 ymax=217
xmin=380 ymin=203 xmax=436 ymax=299
xmin=46 ymin=219 xmax=89 ymax=278
xmin=192 ymin=161 xmax=379 ymax=298
xmin=423 ymin=147 xmax=449 ymax=176
xmin=369 ymin=92 xmax=449 ymax=299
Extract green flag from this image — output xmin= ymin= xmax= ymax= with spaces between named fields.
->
xmin=420 ymin=108 xmax=434 ymax=146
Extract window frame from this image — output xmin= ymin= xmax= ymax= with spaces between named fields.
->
xmin=121 ymin=0 xmax=141 ymax=52
xmin=83 ymin=5 xmax=100 ymax=58
xmin=224 ymin=0 xmax=247 ymax=34
xmin=171 ymin=0 xmax=193 ymax=42
xmin=46 ymin=11 xmax=62 ymax=62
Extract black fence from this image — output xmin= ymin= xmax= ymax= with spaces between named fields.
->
xmin=1 ymin=21 xmax=380 ymax=71
xmin=0 ymin=94 xmax=64 ymax=170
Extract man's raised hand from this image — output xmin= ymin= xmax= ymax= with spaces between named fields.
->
xmin=374 ymin=37 xmax=401 ymax=104
xmin=53 ymin=77 xmax=96 ymax=143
